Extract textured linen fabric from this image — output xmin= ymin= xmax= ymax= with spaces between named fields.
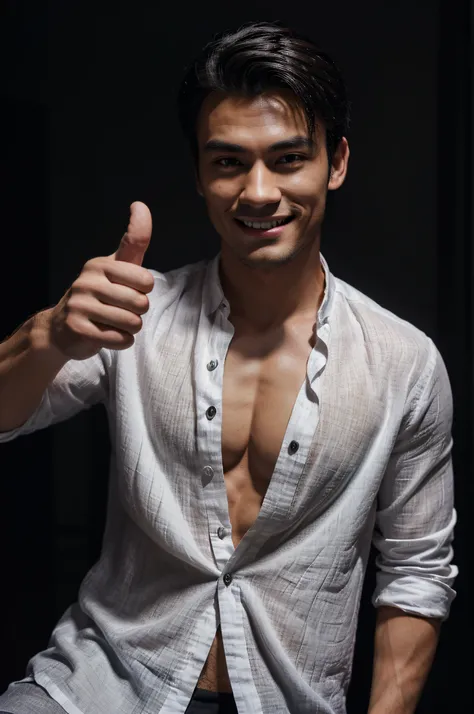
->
xmin=0 ymin=253 xmax=457 ymax=714
xmin=0 ymin=683 xmax=237 ymax=714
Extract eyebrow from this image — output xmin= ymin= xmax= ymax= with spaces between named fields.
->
xmin=203 ymin=135 xmax=315 ymax=153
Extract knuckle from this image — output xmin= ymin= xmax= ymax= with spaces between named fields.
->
xmin=66 ymin=293 xmax=86 ymax=315
xmin=83 ymin=257 xmax=99 ymax=273
xmin=86 ymin=255 xmax=107 ymax=269
xmin=66 ymin=313 xmax=85 ymax=335
xmin=70 ymin=275 xmax=92 ymax=297
xmin=120 ymin=233 xmax=133 ymax=249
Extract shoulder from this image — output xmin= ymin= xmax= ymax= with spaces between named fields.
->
xmin=147 ymin=258 xmax=209 ymax=300
xmin=120 ymin=258 xmax=211 ymax=361
xmin=332 ymin=277 xmax=445 ymax=397
xmin=140 ymin=258 xmax=211 ymax=322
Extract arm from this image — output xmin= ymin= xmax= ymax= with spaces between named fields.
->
xmin=368 ymin=606 xmax=440 ymax=714
xmin=0 ymin=307 xmax=111 ymax=439
xmin=369 ymin=339 xmax=457 ymax=713
xmin=0 ymin=201 xmax=154 ymax=439
xmin=0 ymin=308 xmax=70 ymax=431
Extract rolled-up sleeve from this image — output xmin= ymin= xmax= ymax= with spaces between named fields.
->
xmin=0 ymin=349 xmax=112 ymax=444
xmin=372 ymin=338 xmax=457 ymax=620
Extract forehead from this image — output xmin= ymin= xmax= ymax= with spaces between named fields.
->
xmin=196 ymin=90 xmax=314 ymax=148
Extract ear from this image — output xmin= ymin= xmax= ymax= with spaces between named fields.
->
xmin=328 ymin=137 xmax=350 ymax=191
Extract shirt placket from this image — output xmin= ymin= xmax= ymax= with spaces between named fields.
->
xmin=194 ymin=299 xmax=235 ymax=572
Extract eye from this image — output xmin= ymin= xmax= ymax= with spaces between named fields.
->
xmin=277 ymin=153 xmax=307 ymax=165
xmin=214 ymin=157 xmax=243 ymax=168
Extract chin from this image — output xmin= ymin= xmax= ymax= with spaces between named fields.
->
xmin=233 ymin=242 xmax=304 ymax=269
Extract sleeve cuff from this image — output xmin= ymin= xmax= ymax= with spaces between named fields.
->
xmin=372 ymin=572 xmax=457 ymax=621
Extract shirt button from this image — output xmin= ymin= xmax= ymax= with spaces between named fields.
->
xmin=217 ymin=526 xmax=226 ymax=539
xmin=207 ymin=359 xmax=219 ymax=371
xmin=288 ymin=440 xmax=299 ymax=455
xmin=203 ymin=466 xmax=214 ymax=478
xmin=206 ymin=406 xmax=217 ymax=420
xmin=223 ymin=573 xmax=232 ymax=586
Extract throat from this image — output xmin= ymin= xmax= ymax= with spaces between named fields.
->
xmin=220 ymin=250 xmax=325 ymax=329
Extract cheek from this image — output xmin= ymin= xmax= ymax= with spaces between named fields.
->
xmin=286 ymin=171 xmax=327 ymax=207
xmin=205 ymin=179 xmax=239 ymax=207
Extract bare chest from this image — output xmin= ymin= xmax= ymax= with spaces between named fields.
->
xmin=221 ymin=321 xmax=314 ymax=547
xmin=197 ymin=320 xmax=315 ymax=692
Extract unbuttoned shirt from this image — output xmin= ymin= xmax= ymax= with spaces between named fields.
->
xmin=1 ymin=253 xmax=457 ymax=714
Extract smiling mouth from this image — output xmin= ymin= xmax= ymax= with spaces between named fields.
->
xmin=234 ymin=215 xmax=295 ymax=230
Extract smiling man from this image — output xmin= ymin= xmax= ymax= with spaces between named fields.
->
xmin=0 ymin=21 xmax=457 ymax=714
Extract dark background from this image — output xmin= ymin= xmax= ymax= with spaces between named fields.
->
xmin=0 ymin=1 xmax=472 ymax=712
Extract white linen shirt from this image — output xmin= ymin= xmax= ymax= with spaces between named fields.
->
xmin=0 ymin=253 xmax=457 ymax=714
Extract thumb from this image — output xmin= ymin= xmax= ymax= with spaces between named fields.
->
xmin=113 ymin=201 xmax=152 ymax=266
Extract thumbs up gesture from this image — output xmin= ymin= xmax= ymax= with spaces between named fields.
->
xmin=48 ymin=202 xmax=155 ymax=360
xmin=112 ymin=201 xmax=152 ymax=266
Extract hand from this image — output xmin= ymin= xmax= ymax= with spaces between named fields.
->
xmin=48 ymin=201 xmax=154 ymax=360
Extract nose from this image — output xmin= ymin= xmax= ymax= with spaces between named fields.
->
xmin=239 ymin=161 xmax=281 ymax=207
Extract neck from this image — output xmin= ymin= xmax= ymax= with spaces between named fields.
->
xmin=219 ymin=239 xmax=325 ymax=331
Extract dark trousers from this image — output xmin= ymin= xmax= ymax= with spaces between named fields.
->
xmin=185 ymin=688 xmax=238 ymax=713
xmin=0 ymin=682 xmax=239 ymax=713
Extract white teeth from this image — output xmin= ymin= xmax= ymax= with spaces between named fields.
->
xmin=242 ymin=218 xmax=287 ymax=229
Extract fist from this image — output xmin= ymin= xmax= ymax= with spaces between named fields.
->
xmin=49 ymin=201 xmax=154 ymax=360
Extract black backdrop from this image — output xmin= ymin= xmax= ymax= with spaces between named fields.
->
xmin=1 ymin=1 xmax=472 ymax=712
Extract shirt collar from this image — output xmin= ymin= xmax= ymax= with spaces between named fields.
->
xmin=204 ymin=251 xmax=335 ymax=326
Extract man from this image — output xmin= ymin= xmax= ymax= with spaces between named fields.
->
xmin=0 ymin=21 xmax=457 ymax=714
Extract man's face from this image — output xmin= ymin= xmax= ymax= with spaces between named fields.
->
xmin=196 ymin=90 xmax=349 ymax=268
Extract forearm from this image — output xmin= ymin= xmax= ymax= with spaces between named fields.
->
xmin=0 ymin=308 xmax=69 ymax=431
xmin=367 ymin=606 xmax=441 ymax=714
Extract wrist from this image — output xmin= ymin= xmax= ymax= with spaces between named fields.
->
xmin=30 ymin=308 xmax=70 ymax=368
